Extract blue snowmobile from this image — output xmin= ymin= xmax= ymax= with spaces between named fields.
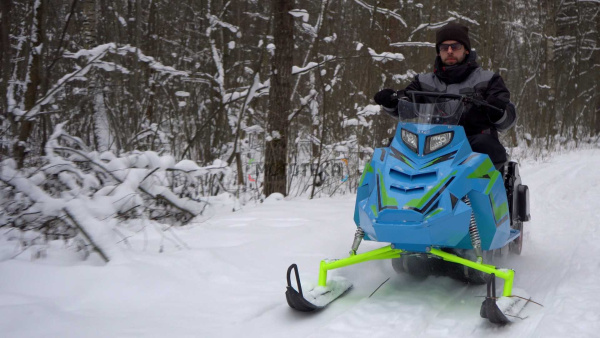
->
xmin=285 ymin=91 xmax=532 ymax=324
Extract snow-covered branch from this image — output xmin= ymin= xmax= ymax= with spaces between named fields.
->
xmin=367 ymin=48 xmax=405 ymax=63
xmin=353 ymin=0 xmax=407 ymax=27
xmin=0 ymin=125 xmax=231 ymax=262
xmin=20 ymin=43 xmax=189 ymax=120
xmin=389 ymin=42 xmax=435 ymax=48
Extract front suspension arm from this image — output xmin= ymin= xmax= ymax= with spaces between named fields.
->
xmin=428 ymin=248 xmax=515 ymax=297
xmin=318 ymin=245 xmax=403 ymax=286
xmin=317 ymin=245 xmax=515 ymax=297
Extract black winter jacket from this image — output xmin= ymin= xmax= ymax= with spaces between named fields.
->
xmin=385 ymin=51 xmax=517 ymax=137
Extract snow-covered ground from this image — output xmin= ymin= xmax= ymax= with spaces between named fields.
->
xmin=1 ymin=149 xmax=600 ymax=337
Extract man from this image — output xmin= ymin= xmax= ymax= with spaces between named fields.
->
xmin=374 ymin=22 xmax=516 ymax=168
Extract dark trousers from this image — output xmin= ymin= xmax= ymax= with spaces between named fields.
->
xmin=468 ymin=134 xmax=507 ymax=168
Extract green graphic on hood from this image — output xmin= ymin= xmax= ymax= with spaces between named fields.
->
xmin=371 ymin=204 xmax=379 ymax=217
xmin=467 ymin=158 xmax=494 ymax=179
xmin=422 ymin=151 xmax=457 ymax=169
xmin=425 ymin=207 xmax=444 ymax=220
xmin=378 ymin=169 xmax=398 ymax=208
xmin=491 ymin=194 xmax=509 ymax=223
xmin=467 ymin=157 xmax=502 ymax=194
xmin=359 ymin=161 xmax=374 ymax=186
xmin=405 ymin=170 xmax=457 ymax=209
xmin=484 ymin=170 xmax=501 ymax=195
xmin=400 ymin=154 xmax=415 ymax=169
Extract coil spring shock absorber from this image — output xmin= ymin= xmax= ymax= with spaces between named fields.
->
xmin=349 ymin=227 xmax=364 ymax=256
xmin=464 ymin=196 xmax=483 ymax=262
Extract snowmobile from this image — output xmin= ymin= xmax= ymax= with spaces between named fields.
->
xmin=285 ymin=91 xmax=532 ymax=324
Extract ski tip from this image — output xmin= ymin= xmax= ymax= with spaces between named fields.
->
xmin=286 ymin=286 xmax=321 ymax=312
xmin=480 ymin=294 xmax=534 ymax=325
xmin=480 ymin=297 xmax=511 ymax=324
xmin=285 ymin=263 xmax=353 ymax=313
xmin=286 ymin=263 xmax=321 ymax=312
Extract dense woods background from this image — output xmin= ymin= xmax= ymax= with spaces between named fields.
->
xmin=1 ymin=0 xmax=599 ymax=246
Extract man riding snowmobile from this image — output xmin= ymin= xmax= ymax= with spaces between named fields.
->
xmin=374 ymin=22 xmax=516 ymax=170
xmin=285 ymin=22 xmax=533 ymax=326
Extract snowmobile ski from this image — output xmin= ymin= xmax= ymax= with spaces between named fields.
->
xmin=286 ymin=246 xmax=401 ymax=311
xmin=285 ymin=264 xmax=352 ymax=311
xmin=480 ymin=274 xmax=535 ymax=324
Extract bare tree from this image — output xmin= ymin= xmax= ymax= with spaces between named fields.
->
xmin=13 ymin=0 xmax=44 ymax=167
xmin=264 ymin=0 xmax=294 ymax=196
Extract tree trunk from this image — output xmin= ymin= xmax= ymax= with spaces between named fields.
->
xmin=82 ymin=0 xmax=113 ymax=152
xmin=595 ymin=9 xmax=600 ymax=136
xmin=264 ymin=0 xmax=294 ymax=196
xmin=542 ymin=0 xmax=557 ymax=149
xmin=14 ymin=0 xmax=44 ymax=168
xmin=0 ymin=0 xmax=11 ymax=115
xmin=235 ymin=152 xmax=245 ymax=185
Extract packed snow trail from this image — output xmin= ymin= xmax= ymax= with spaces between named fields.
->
xmin=0 ymin=149 xmax=600 ymax=337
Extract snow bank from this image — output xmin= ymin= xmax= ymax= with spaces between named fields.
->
xmin=264 ymin=192 xmax=285 ymax=204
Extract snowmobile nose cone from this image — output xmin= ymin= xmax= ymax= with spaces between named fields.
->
xmin=376 ymin=208 xmax=423 ymax=223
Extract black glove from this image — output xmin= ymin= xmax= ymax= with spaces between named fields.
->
xmin=472 ymin=92 xmax=485 ymax=103
xmin=485 ymin=95 xmax=508 ymax=122
xmin=374 ymin=89 xmax=398 ymax=108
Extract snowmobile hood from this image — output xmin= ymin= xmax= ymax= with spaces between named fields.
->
xmin=354 ymin=122 xmax=512 ymax=252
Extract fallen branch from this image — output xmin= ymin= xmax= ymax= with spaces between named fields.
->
xmin=64 ymin=208 xmax=110 ymax=263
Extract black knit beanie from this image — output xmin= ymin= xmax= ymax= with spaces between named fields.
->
xmin=436 ymin=22 xmax=471 ymax=54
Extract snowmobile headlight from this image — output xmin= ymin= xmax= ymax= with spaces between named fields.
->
xmin=425 ymin=131 xmax=454 ymax=154
xmin=401 ymin=129 xmax=418 ymax=153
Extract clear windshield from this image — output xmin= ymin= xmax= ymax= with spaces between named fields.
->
xmin=397 ymin=95 xmax=466 ymax=126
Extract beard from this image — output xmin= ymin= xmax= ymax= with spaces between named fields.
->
xmin=441 ymin=53 xmax=467 ymax=66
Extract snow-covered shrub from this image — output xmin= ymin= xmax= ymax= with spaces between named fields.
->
xmin=0 ymin=124 xmax=230 ymax=262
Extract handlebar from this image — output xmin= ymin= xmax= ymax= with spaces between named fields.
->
xmin=404 ymin=90 xmax=504 ymax=113
xmin=405 ymin=91 xmax=464 ymax=100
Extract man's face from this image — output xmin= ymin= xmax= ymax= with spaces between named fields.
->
xmin=439 ymin=40 xmax=469 ymax=66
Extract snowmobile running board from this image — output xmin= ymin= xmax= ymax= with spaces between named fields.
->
xmin=286 ymin=245 xmax=524 ymax=324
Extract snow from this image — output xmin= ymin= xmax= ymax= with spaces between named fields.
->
xmin=343 ymin=118 xmax=359 ymax=127
xmin=368 ymin=48 xmax=405 ymax=63
xmin=243 ymin=125 xmax=264 ymax=133
xmin=353 ymin=0 xmax=407 ymax=27
xmin=323 ymin=33 xmax=337 ymax=43
xmin=299 ymin=276 xmax=353 ymax=307
xmin=289 ymin=9 xmax=309 ymax=23
xmin=208 ymin=15 xmax=239 ymax=33
xmin=357 ymin=104 xmax=381 ymax=116
xmin=447 ymin=11 xmax=480 ymax=26
xmin=173 ymin=159 xmax=202 ymax=172
xmin=389 ymin=41 xmax=435 ymax=48
xmin=2 ymin=149 xmax=600 ymax=336
xmin=301 ymin=23 xmax=317 ymax=37
xmin=409 ymin=18 xmax=456 ymax=39
xmin=292 ymin=62 xmax=319 ymax=74
xmin=19 ymin=44 xmax=188 ymax=118
xmin=393 ymin=70 xmax=418 ymax=83
xmin=264 ymin=192 xmax=285 ymax=204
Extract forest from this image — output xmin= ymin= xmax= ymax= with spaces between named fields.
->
xmin=0 ymin=0 xmax=598 ymax=258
